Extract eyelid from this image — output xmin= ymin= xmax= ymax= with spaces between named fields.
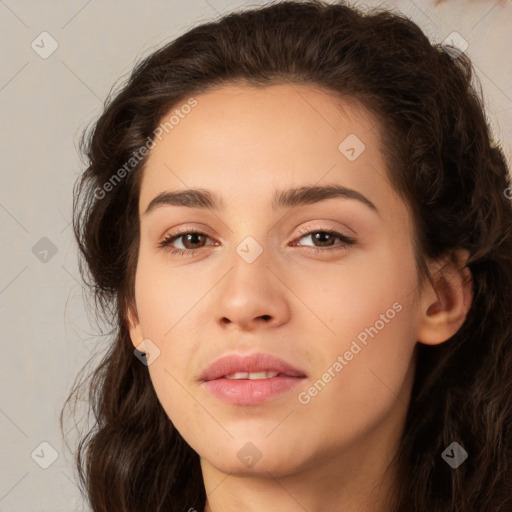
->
xmin=158 ymin=222 xmax=356 ymax=256
xmin=294 ymin=217 xmax=358 ymax=238
xmin=294 ymin=223 xmax=354 ymax=240
xmin=158 ymin=223 xmax=216 ymax=241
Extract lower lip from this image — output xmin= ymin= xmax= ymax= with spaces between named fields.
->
xmin=203 ymin=376 xmax=305 ymax=405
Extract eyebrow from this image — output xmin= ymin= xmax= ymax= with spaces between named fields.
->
xmin=143 ymin=184 xmax=379 ymax=216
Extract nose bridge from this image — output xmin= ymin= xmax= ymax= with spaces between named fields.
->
xmin=212 ymin=231 xmax=290 ymax=328
xmin=226 ymin=232 xmax=272 ymax=293
xmin=223 ymin=204 xmax=272 ymax=275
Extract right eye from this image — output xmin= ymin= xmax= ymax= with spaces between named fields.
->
xmin=159 ymin=230 xmax=217 ymax=255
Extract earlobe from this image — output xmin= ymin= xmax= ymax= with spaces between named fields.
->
xmin=126 ymin=304 xmax=144 ymax=349
xmin=417 ymin=249 xmax=473 ymax=346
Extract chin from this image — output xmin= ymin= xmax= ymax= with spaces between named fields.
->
xmin=198 ymin=435 xmax=311 ymax=477
xmin=204 ymin=453 xmax=304 ymax=478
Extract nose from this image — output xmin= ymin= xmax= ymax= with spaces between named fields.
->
xmin=214 ymin=247 xmax=291 ymax=331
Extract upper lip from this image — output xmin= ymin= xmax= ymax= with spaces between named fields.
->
xmin=200 ymin=352 xmax=307 ymax=381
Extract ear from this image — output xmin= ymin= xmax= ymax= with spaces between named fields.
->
xmin=126 ymin=303 xmax=144 ymax=349
xmin=416 ymin=249 xmax=473 ymax=345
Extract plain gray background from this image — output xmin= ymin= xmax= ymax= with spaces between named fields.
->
xmin=1 ymin=0 xmax=511 ymax=510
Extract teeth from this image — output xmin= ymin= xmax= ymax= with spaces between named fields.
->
xmin=224 ymin=371 xmax=281 ymax=380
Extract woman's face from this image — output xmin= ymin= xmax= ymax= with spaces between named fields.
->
xmin=128 ymin=83 xmax=426 ymax=481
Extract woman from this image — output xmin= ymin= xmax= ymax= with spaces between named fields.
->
xmin=61 ymin=1 xmax=512 ymax=511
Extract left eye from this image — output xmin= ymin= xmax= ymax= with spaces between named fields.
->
xmin=158 ymin=229 xmax=355 ymax=255
xmin=295 ymin=230 xmax=352 ymax=248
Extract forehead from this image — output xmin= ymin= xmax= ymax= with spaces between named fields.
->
xmin=138 ymin=83 xmax=394 ymax=215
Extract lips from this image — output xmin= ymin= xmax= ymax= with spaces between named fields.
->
xmin=200 ymin=352 xmax=307 ymax=406
xmin=200 ymin=352 xmax=307 ymax=382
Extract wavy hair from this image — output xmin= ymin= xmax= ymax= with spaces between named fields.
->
xmin=61 ymin=1 xmax=512 ymax=510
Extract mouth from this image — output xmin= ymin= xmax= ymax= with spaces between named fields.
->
xmin=200 ymin=352 xmax=307 ymax=405
xmin=224 ymin=371 xmax=287 ymax=379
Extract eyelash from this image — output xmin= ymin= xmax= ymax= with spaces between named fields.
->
xmin=158 ymin=226 xmax=355 ymax=257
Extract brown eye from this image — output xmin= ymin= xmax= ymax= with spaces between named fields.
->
xmin=295 ymin=229 xmax=355 ymax=251
xmin=308 ymin=232 xmax=338 ymax=247
xmin=178 ymin=233 xmax=208 ymax=249
xmin=159 ymin=231 xmax=214 ymax=253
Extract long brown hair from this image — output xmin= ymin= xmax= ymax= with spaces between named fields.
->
xmin=61 ymin=1 xmax=512 ymax=510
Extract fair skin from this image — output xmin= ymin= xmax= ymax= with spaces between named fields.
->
xmin=127 ymin=83 xmax=472 ymax=512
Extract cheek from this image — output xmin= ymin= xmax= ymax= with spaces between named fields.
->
xmin=133 ymin=250 xmax=210 ymax=434
xmin=146 ymin=356 xmax=199 ymax=439
xmin=134 ymin=247 xmax=206 ymax=343
xmin=311 ymin=250 xmax=417 ymax=425
xmin=294 ymin=239 xmax=419 ymax=411
xmin=293 ymin=237 xmax=418 ymax=351
xmin=301 ymin=303 xmax=416 ymax=452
